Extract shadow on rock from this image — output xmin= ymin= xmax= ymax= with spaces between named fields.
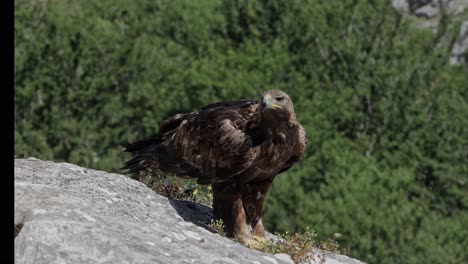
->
xmin=168 ymin=198 xmax=216 ymax=232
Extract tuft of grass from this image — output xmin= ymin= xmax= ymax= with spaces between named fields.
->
xmin=208 ymin=219 xmax=225 ymax=236
xmin=136 ymin=170 xmax=213 ymax=206
xmin=318 ymin=233 xmax=350 ymax=256
xmin=251 ymin=228 xmax=316 ymax=263
xmin=245 ymin=228 xmax=350 ymax=263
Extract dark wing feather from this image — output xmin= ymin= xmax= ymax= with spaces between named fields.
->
xmin=121 ymin=136 xmax=163 ymax=173
xmin=121 ymin=113 xmax=192 ymax=174
xmin=161 ymin=100 xmax=262 ymax=184
xmin=201 ymin=99 xmax=258 ymax=111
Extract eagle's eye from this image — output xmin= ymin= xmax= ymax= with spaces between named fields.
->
xmin=276 ymin=96 xmax=285 ymax=102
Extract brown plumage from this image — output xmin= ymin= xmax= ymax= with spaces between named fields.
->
xmin=122 ymin=90 xmax=307 ymax=241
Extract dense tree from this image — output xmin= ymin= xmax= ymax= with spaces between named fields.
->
xmin=15 ymin=0 xmax=467 ymax=263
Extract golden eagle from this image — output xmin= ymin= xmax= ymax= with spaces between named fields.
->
xmin=122 ymin=90 xmax=307 ymax=241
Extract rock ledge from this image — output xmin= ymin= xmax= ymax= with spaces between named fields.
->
xmin=14 ymin=158 xmax=364 ymax=264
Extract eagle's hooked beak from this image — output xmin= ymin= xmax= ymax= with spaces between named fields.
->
xmin=262 ymin=94 xmax=280 ymax=109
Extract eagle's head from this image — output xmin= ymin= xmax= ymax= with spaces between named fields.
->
xmin=260 ymin=90 xmax=296 ymax=121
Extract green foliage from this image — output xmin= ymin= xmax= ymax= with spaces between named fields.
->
xmin=208 ymin=219 xmax=226 ymax=237
xmin=250 ymin=229 xmax=318 ymax=263
xmin=241 ymin=228 xmax=349 ymax=263
xmin=15 ymin=0 xmax=467 ymax=263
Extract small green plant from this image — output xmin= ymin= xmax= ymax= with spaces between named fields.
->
xmin=244 ymin=228 xmax=349 ymax=263
xmin=318 ymin=233 xmax=350 ymax=256
xmin=253 ymin=228 xmax=316 ymax=263
xmin=137 ymin=170 xmax=213 ymax=206
xmin=208 ymin=219 xmax=225 ymax=236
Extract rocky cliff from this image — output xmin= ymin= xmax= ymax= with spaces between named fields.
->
xmin=14 ymin=158 xmax=365 ymax=264
xmin=392 ymin=0 xmax=468 ymax=65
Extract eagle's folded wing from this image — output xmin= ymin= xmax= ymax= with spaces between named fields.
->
xmin=164 ymin=101 xmax=261 ymax=184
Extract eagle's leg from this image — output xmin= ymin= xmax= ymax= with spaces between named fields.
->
xmin=212 ymin=183 xmax=251 ymax=241
xmin=242 ymin=180 xmax=273 ymax=237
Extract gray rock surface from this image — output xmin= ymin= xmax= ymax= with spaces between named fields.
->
xmin=392 ymin=0 xmax=468 ymax=65
xmin=14 ymin=158 xmax=365 ymax=264
xmin=391 ymin=0 xmax=410 ymax=13
xmin=450 ymin=20 xmax=468 ymax=65
xmin=391 ymin=0 xmax=468 ymax=18
xmin=413 ymin=0 xmax=468 ymax=31
xmin=391 ymin=0 xmax=468 ymax=30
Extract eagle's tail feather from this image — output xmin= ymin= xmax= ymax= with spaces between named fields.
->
xmin=121 ymin=138 xmax=162 ymax=174
xmin=122 ymin=138 xmax=161 ymax=152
